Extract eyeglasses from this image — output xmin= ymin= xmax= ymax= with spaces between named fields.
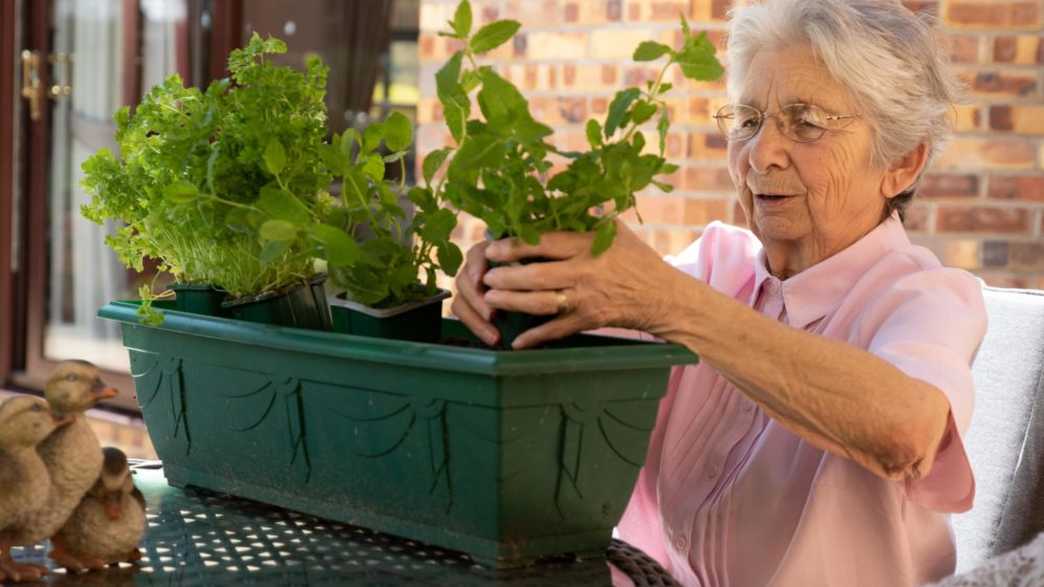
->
xmin=712 ymin=103 xmax=860 ymax=143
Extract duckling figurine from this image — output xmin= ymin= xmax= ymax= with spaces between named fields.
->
xmin=3 ymin=361 xmax=118 ymax=574
xmin=52 ymin=448 xmax=146 ymax=571
xmin=0 ymin=395 xmax=73 ymax=583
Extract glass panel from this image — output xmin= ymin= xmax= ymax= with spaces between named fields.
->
xmin=43 ymin=0 xmax=201 ymax=371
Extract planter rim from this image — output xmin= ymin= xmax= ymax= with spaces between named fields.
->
xmin=98 ymin=301 xmax=696 ymax=376
xmin=171 ymin=283 xmax=221 ymax=291
xmin=330 ymin=289 xmax=451 ymax=318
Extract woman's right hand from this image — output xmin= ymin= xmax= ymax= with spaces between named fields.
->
xmin=451 ymin=241 xmax=500 ymax=346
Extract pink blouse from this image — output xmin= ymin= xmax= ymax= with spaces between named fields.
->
xmin=614 ymin=213 xmax=988 ymax=586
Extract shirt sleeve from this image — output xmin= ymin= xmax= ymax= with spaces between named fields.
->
xmin=864 ymin=266 xmax=987 ymax=512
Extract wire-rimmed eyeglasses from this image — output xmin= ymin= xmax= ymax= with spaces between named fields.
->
xmin=712 ymin=103 xmax=860 ymax=143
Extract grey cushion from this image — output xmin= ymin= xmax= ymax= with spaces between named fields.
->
xmin=953 ymin=287 xmax=1044 ymax=573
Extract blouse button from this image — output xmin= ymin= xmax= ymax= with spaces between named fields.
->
xmin=742 ymin=402 xmax=754 ymax=413
xmin=706 ymin=463 xmax=720 ymax=480
xmin=673 ymin=534 xmax=689 ymax=551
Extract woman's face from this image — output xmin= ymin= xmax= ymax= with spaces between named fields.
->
xmin=727 ymin=44 xmax=891 ymax=268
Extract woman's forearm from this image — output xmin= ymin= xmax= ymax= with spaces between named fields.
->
xmin=652 ymin=268 xmax=950 ymax=481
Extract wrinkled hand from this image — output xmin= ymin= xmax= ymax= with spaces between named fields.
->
xmin=451 ymin=219 xmax=682 ymax=349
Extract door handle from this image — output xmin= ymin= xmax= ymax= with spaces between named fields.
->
xmin=20 ymin=50 xmax=43 ymax=121
xmin=48 ymin=53 xmax=73 ymax=100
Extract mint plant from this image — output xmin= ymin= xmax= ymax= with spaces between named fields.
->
xmin=428 ymin=1 xmax=723 ymax=255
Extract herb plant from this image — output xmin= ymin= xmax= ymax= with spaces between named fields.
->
xmin=428 ymin=0 xmax=724 ymax=255
xmin=320 ymin=116 xmax=462 ymax=308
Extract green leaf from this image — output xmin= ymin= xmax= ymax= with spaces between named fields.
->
xmin=437 ymin=242 xmax=463 ymax=276
xmin=436 ymin=52 xmax=469 ymax=143
xmin=585 ymin=119 xmax=603 ymax=149
xmin=469 ymin=20 xmax=521 ymax=54
xmin=384 ymin=111 xmax=412 ymax=152
xmin=362 ymin=122 xmax=385 ymax=154
xmin=676 ymin=32 xmax=724 ymax=81
xmin=422 ymin=148 xmax=451 ymax=185
xmin=310 ymin=223 xmax=361 ymax=267
xmin=263 ymin=139 xmax=287 ymax=176
xmin=164 ymin=180 xmax=199 ymax=204
xmin=657 ymin=112 xmax=670 ymax=155
xmin=592 ymin=220 xmax=617 ymax=256
xmin=420 ymin=208 xmax=457 ymax=243
xmin=633 ymin=41 xmax=672 ymax=62
xmin=258 ymin=185 xmax=311 ymax=225
xmin=452 ymin=0 xmax=473 ymax=38
xmin=517 ymin=225 xmax=540 ymax=246
xmin=631 ymin=100 xmax=658 ymax=125
xmin=408 ymin=186 xmax=437 ymax=212
xmin=604 ymin=88 xmax=641 ymax=138
xmin=259 ymin=240 xmax=290 ymax=265
xmin=362 ymin=154 xmax=386 ymax=182
xmin=260 ymin=219 xmax=297 ymax=241
xmin=652 ymin=180 xmax=674 ymax=193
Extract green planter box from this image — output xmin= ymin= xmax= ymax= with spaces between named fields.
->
xmin=98 ymin=301 xmax=696 ymax=568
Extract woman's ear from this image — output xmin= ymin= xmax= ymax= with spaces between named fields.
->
xmin=881 ymin=142 xmax=929 ymax=199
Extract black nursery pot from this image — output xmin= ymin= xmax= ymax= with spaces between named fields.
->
xmin=329 ymin=289 xmax=451 ymax=343
xmin=171 ymin=283 xmax=226 ymax=317
xmin=488 ymin=257 xmax=556 ymax=349
xmin=221 ymin=274 xmax=333 ymax=331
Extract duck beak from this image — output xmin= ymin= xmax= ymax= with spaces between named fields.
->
xmin=104 ymin=494 xmax=122 ymax=521
xmin=51 ymin=413 xmax=75 ymax=427
xmin=93 ymin=386 xmax=119 ymax=401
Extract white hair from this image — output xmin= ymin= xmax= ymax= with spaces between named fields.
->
xmin=726 ymin=0 xmax=962 ymax=213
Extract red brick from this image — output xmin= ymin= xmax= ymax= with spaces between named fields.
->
xmin=936 ymin=206 xmax=1031 ymax=233
xmin=650 ymin=1 xmax=687 ymax=20
xmin=607 ymin=0 xmax=623 ymax=21
xmin=949 ymin=35 xmax=980 ymax=63
xmin=919 ymin=173 xmax=980 ymax=198
xmin=994 ymin=37 xmax=1017 ymax=62
xmin=602 ymin=64 xmax=618 ymax=86
xmin=1008 ymin=242 xmax=1044 ymax=271
xmin=635 ymin=194 xmax=685 ymax=224
xmin=565 ymin=2 xmax=579 ymax=22
xmin=987 ymin=175 xmax=1044 ymax=202
xmin=945 ymin=2 xmax=1041 ymax=29
xmin=989 ymin=105 xmax=1014 ymax=131
xmin=558 ymin=97 xmax=587 ymax=124
xmin=969 ymin=72 xmax=1037 ymax=97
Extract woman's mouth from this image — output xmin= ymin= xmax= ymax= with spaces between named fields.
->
xmin=755 ymin=193 xmax=800 ymax=204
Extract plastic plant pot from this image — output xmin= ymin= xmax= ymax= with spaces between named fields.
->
xmin=171 ymin=283 xmax=226 ymax=316
xmin=488 ymin=257 xmax=555 ymax=349
xmin=98 ymin=300 xmax=697 ymax=568
xmin=222 ymin=273 xmax=333 ymax=331
xmin=329 ymin=289 xmax=451 ymax=343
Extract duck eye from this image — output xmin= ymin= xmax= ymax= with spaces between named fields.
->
xmin=65 ymin=373 xmax=78 ymax=382
xmin=30 ymin=404 xmax=42 ymax=412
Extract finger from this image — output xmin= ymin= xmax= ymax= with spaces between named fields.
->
xmin=450 ymin=295 xmax=500 ymax=346
xmin=513 ymin=314 xmax=589 ymax=349
xmin=485 ymin=231 xmax=593 ymax=263
xmin=484 ymin=289 xmax=563 ymax=316
xmin=458 ymin=244 xmax=494 ymax=320
xmin=482 ymin=260 xmax=576 ymax=291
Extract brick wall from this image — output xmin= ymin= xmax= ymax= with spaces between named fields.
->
xmin=417 ymin=0 xmax=1044 ymax=291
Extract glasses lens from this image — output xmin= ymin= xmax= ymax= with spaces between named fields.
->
xmin=782 ymin=104 xmax=828 ymax=142
xmin=716 ymin=104 xmax=761 ymax=141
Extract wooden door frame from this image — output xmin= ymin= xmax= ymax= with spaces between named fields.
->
xmin=0 ymin=0 xmax=18 ymax=383
xmin=10 ymin=0 xmax=245 ymax=411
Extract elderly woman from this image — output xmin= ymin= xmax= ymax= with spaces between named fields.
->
xmin=453 ymin=0 xmax=987 ymax=585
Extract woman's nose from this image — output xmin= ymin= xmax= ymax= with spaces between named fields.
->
xmin=747 ymin=118 xmax=790 ymax=174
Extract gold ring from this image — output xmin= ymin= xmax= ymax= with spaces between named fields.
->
xmin=554 ymin=290 xmax=570 ymax=313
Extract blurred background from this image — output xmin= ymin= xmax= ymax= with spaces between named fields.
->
xmin=1 ymin=0 xmax=1042 ymax=456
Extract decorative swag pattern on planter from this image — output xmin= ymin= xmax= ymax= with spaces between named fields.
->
xmin=100 ymin=301 xmax=696 ymax=567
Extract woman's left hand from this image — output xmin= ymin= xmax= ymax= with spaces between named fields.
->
xmin=482 ymin=219 xmax=683 ymax=348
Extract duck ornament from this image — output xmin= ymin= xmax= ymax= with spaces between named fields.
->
xmin=53 ymin=447 xmax=146 ymax=571
xmin=1 ymin=361 xmax=118 ymax=580
xmin=0 ymin=396 xmax=73 ymax=582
